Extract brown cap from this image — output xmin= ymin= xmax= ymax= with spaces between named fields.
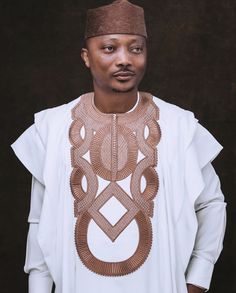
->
xmin=84 ymin=0 xmax=147 ymax=39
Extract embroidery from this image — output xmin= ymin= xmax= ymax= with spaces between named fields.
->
xmin=69 ymin=92 xmax=161 ymax=276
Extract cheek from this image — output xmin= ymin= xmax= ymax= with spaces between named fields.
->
xmin=91 ymin=55 xmax=114 ymax=73
xmin=135 ymin=57 xmax=147 ymax=72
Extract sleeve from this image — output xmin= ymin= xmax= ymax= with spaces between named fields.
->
xmin=11 ymin=124 xmax=53 ymax=292
xmin=11 ymin=124 xmax=45 ymax=185
xmin=25 ymin=177 xmax=53 ymax=293
xmin=185 ymin=123 xmax=227 ymax=291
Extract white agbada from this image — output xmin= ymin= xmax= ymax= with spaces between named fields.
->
xmin=11 ymin=92 xmax=226 ymax=293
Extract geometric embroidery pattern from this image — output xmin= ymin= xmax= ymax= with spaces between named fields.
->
xmin=69 ymin=92 xmax=161 ymax=276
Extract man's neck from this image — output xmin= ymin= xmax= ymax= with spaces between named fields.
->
xmin=93 ymin=87 xmax=139 ymax=114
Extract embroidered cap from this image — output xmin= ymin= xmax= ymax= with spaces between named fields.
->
xmin=84 ymin=0 xmax=147 ymax=39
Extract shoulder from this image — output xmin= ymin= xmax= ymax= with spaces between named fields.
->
xmin=151 ymin=93 xmax=198 ymax=146
xmin=34 ymin=96 xmax=81 ymax=124
xmin=151 ymin=93 xmax=195 ymax=121
xmin=33 ymin=95 xmax=82 ymax=144
xmin=34 ymin=95 xmax=81 ymax=126
xmin=151 ymin=93 xmax=223 ymax=158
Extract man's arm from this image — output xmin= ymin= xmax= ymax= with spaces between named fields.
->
xmin=185 ymin=162 xmax=226 ymax=291
xmin=11 ymin=122 xmax=53 ymax=292
xmin=24 ymin=176 xmax=53 ymax=293
xmin=26 ymin=224 xmax=53 ymax=293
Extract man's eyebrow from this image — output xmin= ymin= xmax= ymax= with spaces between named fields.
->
xmin=107 ymin=38 xmax=118 ymax=41
xmin=102 ymin=37 xmax=119 ymax=42
xmin=103 ymin=37 xmax=145 ymax=44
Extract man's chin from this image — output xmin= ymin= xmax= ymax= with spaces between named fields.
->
xmin=111 ymin=85 xmax=136 ymax=93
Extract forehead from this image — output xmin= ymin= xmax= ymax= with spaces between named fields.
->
xmin=86 ymin=34 xmax=146 ymax=46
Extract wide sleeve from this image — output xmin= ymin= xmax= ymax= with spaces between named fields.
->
xmin=11 ymin=123 xmax=53 ymax=292
xmin=11 ymin=124 xmax=45 ymax=185
xmin=185 ymin=122 xmax=227 ymax=291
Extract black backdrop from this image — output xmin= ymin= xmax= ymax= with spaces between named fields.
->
xmin=1 ymin=0 xmax=235 ymax=292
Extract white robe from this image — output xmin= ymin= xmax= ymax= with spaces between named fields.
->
xmin=11 ymin=92 xmax=226 ymax=293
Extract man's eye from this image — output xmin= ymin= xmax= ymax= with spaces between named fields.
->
xmin=131 ymin=47 xmax=143 ymax=53
xmin=103 ymin=46 xmax=114 ymax=53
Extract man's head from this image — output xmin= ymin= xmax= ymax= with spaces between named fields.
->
xmin=81 ymin=0 xmax=148 ymax=93
xmin=81 ymin=34 xmax=147 ymax=93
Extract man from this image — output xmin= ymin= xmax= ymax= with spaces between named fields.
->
xmin=11 ymin=1 xmax=226 ymax=293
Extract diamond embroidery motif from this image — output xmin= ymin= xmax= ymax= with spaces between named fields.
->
xmin=88 ymin=183 xmax=139 ymax=242
xmin=99 ymin=195 xmax=128 ymax=226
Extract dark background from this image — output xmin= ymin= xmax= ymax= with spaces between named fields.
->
xmin=1 ymin=0 xmax=235 ymax=292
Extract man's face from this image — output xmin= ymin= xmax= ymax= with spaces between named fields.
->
xmin=81 ymin=34 xmax=147 ymax=93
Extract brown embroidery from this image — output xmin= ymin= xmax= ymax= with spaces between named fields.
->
xmin=69 ymin=92 xmax=161 ymax=276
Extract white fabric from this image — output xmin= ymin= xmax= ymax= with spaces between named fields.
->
xmin=11 ymin=93 xmax=226 ymax=293
xmin=24 ymin=177 xmax=53 ymax=292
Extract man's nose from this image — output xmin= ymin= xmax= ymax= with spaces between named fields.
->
xmin=115 ymin=48 xmax=131 ymax=67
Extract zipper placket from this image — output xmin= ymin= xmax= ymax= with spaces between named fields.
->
xmin=111 ymin=113 xmax=117 ymax=181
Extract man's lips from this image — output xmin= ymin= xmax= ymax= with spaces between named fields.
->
xmin=113 ymin=71 xmax=135 ymax=77
xmin=112 ymin=71 xmax=135 ymax=81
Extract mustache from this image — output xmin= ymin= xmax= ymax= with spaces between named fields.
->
xmin=112 ymin=68 xmax=135 ymax=76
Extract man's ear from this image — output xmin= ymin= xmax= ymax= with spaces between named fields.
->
xmin=81 ymin=48 xmax=90 ymax=68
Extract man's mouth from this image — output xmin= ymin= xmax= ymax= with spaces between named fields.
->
xmin=113 ymin=71 xmax=135 ymax=81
